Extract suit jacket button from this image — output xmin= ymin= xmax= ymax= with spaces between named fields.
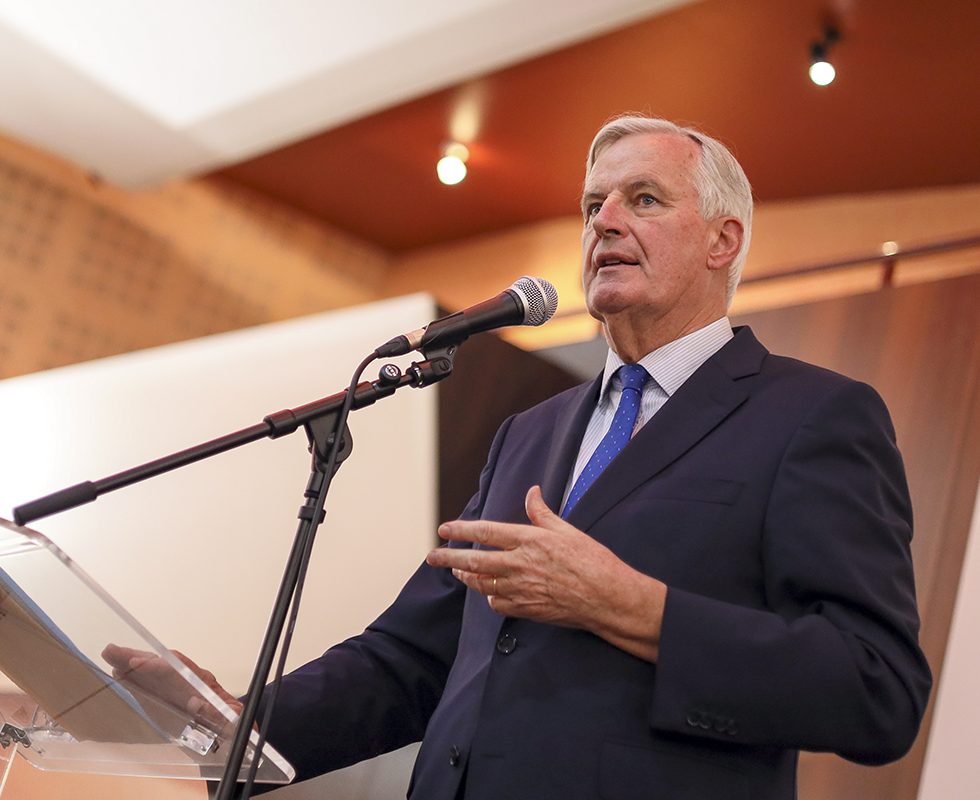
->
xmin=449 ymin=745 xmax=461 ymax=767
xmin=496 ymin=632 xmax=518 ymax=654
xmin=686 ymin=712 xmax=699 ymax=727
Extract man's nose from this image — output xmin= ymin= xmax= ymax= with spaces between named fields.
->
xmin=591 ymin=200 xmax=625 ymax=237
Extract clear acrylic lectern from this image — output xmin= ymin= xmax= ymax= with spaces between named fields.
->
xmin=0 ymin=518 xmax=294 ymax=792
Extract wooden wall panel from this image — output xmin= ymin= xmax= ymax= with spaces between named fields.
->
xmin=734 ymin=273 xmax=980 ymax=800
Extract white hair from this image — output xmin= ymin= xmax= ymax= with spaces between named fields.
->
xmin=586 ymin=115 xmax=754 ymax=306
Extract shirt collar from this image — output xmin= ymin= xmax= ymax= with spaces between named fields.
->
xmin=598 ymin=317 xmax=734 ymax=401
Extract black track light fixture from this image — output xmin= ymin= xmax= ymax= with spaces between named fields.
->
xmin=809 ymin=26 xmax=841 ymax=86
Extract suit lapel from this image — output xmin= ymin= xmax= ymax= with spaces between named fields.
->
xmin=538 ymin=376 xmax=602 ymax=512
xmin=564 ymin=327 xmax=767 ymax=532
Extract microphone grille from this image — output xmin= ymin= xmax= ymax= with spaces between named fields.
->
xmin=510 ymin=276 xmax=559 ymax=327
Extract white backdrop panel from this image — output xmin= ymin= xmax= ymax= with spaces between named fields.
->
xmin=0 ymin=293 xmax=439 ymax=695
xmin=918 ymin=481 xmax=980 ymax=800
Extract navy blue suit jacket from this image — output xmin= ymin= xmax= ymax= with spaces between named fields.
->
xmin=260 ymin=327 xmax=931 ymax=799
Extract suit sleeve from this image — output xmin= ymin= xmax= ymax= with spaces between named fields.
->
xmin=649 ymin=380 xmax=932 ymax=763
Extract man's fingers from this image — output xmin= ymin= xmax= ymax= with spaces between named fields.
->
xmin=437 ymin=519 xmax=495 ymax=544
xmin=449 ymin=569 xmax=498 ymax=597
xmin=436 ymin=518 xmax=525 ymax=549
xmin=428 ymin=545 xmax=510 ymax=575
xmin=102 ymin=645 xmax=162 ymax=678
xmin=102 ymin=643 xmax=142 ymax=668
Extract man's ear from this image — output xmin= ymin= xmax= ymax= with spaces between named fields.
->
xmin=706 ymin=217 xmax=744 ymax=272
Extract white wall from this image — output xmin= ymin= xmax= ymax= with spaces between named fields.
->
xmin=0 ymin=294 xmax=439 ymax=695
xmin=918 ymin=481 xmax=980 ymax=800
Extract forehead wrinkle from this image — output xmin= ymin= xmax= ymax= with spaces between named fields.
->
xmin=584 ymin=133 xmax=700 ymax=197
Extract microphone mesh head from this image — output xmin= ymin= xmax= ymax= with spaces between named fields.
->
xmin=510 ymin=276 xmax=559 ymax=326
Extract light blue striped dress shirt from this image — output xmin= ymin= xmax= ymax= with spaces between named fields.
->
xmin=560 ymin=317 xmax=734 ymax=513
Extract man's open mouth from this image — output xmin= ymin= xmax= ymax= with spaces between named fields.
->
xmin=597 ymin=256 xmax=639 ymax=268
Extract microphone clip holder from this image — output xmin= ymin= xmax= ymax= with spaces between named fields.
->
xmin=406 ymin=343 xmax=459 ymax=388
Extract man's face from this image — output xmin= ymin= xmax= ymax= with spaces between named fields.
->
xmin=580 ymin=132 xmax=728 ymax=336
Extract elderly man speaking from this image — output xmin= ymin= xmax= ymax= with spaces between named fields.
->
xmin=113 ymin=114 xmax=933 ymax=800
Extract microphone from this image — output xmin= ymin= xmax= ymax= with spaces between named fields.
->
xmin=375 ymin=276 xmax=559 ymax=358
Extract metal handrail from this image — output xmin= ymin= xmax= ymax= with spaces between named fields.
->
xmin=740 ymin=232 xmax=980 ymax=287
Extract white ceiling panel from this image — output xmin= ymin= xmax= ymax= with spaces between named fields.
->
xmin=0 ymin=0 xmax=693 ymax=186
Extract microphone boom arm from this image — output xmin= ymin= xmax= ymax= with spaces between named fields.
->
xmin=11 ymin=351 xmax=454 ymax=527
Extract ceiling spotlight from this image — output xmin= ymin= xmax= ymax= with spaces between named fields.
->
xmin=437 ymin=142 xmax=470 ymax=186
xmin=809 ymin=26 xmax=840 ymax=86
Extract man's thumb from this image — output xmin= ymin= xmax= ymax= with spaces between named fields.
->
xmin=525 ymin=485 xmax=562 ymax=529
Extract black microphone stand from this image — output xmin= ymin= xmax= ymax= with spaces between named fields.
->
xmin=12 ymin=343 xmax=461 ymax=800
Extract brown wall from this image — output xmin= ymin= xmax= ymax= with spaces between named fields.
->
xmin=735 ymin=274 xmax=980 ymax=800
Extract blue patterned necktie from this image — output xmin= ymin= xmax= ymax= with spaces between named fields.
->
xmin=562 ymin=363 xmax=649 ymax=518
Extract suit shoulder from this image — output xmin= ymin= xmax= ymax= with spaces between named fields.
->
xmin=729 ymin=325 xmax=859 ymax=393
xmin=754 ymin=352 xmax=894 ymax=434
xmin=761 ymin=352 xmax=855 ymax=390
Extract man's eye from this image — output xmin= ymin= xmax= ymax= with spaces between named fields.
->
xmin=585 ymin=202 xmax=603 ymax=218
xmin=638 ymin=194 xmax=657 ymax=206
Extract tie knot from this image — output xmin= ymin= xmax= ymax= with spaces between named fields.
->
xmin=617 ymin=364 xmax=648 ymax=393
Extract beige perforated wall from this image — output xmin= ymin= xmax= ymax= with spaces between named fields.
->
xmin=0 ymin=133 xmax=390 ymax=380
